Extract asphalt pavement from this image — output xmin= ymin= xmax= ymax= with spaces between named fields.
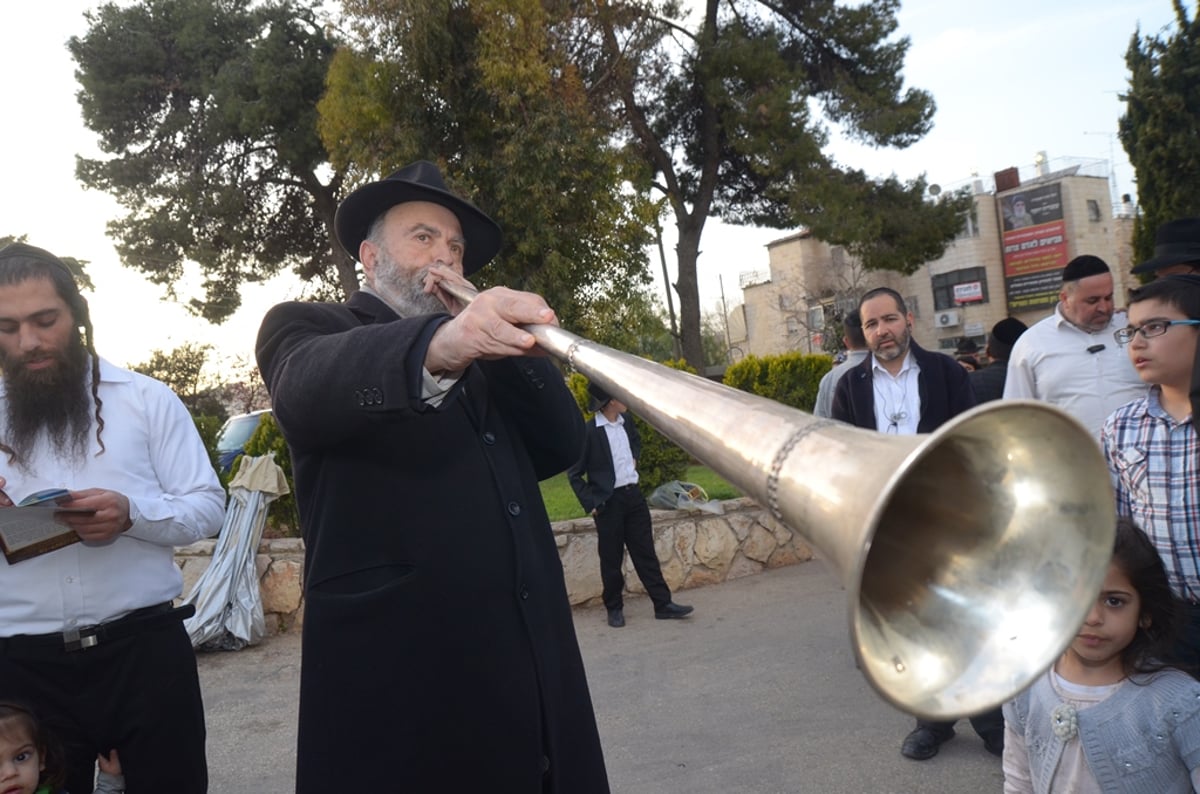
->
xmin=198 ymin=559 xmax=1005 ymax=793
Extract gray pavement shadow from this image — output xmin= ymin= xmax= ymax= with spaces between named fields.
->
xmin=199 ymin=560 xmax=1004 ymax=793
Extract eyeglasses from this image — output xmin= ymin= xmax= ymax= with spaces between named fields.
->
xmin=1114 ymin=319 xmax=1200 ymax=346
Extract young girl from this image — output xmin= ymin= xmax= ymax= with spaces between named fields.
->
xmin=0 ymin=702 xmax=124 ymax=794
xmin=1003 ymin=519 xmax=1200 ymax=792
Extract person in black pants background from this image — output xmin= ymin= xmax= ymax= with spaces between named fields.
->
xmin=569 ymin=382 xmax=694 ymax=628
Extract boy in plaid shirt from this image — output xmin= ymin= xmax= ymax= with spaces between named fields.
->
xmin=1102 ymin=274 xmax=1200 ymax=667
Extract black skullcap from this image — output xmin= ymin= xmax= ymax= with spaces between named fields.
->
xmin=991 ymin=317 xmax=1028 ymax=346
xmin=1061 ymin=255 xmax=1110 ymax=283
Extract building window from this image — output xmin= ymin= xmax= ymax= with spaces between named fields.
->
xmin=1087 ymin=199 xmax=1102 ymax=222
xmin=905 ymin=294 xmax=920 ymax=318
xmin=786 ymin=316 xmax=800 ymax=335
xmin=931 ymin=267 xmax=989 ymax=311
xmin=807 ymin=305 xmax=825 ymax=328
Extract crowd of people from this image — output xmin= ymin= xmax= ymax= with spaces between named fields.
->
xmin=822 ymin=216 xmax=1200 ymax=790
xmin=3 ymin=154 xmax=1200 ymax=792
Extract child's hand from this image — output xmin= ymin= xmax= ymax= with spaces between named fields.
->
xmin=98 ymin=748 xmax=122 ymax=775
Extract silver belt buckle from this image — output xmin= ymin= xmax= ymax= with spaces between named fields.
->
xmin=63 ymin=626 xmax=99 ymax=652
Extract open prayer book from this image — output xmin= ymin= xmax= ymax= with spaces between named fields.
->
xmin=0 ymin=488 xmax=96 ymax=564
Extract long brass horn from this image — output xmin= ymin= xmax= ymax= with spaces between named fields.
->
xmin=445 ymin=284 xmax=1114 ymax=720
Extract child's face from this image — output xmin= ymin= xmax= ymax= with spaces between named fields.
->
xmin=0 ymin=725 xmax=43 ymax=794
xmin=1126 ymin=297 xmax=1200 ymax=389
xmin=1068 ymin=562 xmax=1144 ymax=679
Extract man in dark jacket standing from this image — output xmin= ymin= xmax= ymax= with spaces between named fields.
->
xmin=568 ymin=382 xmax=694 ymax=628
xmin=256 ymin=161 xmax=608 ymax=793
xmin=968 ymin=318 xmax=1028 ymax=403
xmin=832 ymin=287 xmax=1001 ymax=761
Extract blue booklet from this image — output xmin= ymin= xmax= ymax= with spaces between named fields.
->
xmin=0 ymin=488 xmax=96 ymax=564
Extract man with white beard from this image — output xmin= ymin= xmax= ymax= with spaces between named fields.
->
xmin=0 ymin=242 xmax=224 ymax=794
xmin=256 ymin=161 xmax=609 ymax=793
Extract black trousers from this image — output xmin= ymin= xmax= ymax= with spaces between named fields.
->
xmin=595 ymin=485 xmax=672 ymax=610
xmin=0 ymin=615 xmax=207 ymax=794
xmin=915 ymin=708 xmax=1004 ymax=741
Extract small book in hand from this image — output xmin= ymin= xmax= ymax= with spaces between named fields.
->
xmin=0 ymin=488 xmax=97 ymax=564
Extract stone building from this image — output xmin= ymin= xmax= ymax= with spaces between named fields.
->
xmin=726 ymin=156 xmax=1137 ymax=359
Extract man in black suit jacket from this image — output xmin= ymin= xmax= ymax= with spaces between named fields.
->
xmin=832 ymin=287 xmax=1001 ymax=762
xmin=256 ymin=161 xmax=608 ymax=793
xmin=568 ymin=382 xmax=693 ymax=628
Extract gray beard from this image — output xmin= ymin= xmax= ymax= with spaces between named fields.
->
xmin=2 ymin=337 xmax=92 ymax=470
xmin=371 ymin=250 xmax=448 ymax=317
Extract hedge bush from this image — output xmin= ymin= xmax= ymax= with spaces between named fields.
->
xmin=723 ymin=352 xmax=833 ymax=412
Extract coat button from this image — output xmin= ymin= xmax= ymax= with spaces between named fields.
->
xmin=507 ymin=502 xmax=521 ymax=516
xmin=541 ymin=755 xmax=550 ymax=773
xmin=373 ymin=388 xmax=383 ymax=402
xmin=355 ymin=390 xmax=364 ymax=406
xmin=520 ymin=587 xmax=529 ymax=600
xmin=482 ymin=431 xmax=496 ymax=445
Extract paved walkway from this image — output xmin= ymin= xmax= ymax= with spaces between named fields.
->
xmin=198 ymin=560 xmax=1004 ymax=793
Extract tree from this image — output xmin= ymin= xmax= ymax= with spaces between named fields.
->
xmin=0 ymin=235 xmax=95 ymax=291
xmin=215 ymin=355 xmax=271 ymax=415
xmin=320 ymin=0 xmax=656 ymax=339
xmin=583 ymin=0 xmax=971 ymax=367
xmin=131 ymin=342 xmax=225 ymax=417
xmin=1120 ymin=3 xmax=1200 ymax=262
xmin=69 ymin=0 xmax=353 ymax=323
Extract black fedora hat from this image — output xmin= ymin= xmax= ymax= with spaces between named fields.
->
xmin=334 ymin=160 xmax=502 ymax=276
xmin=1132 ymin=217 xmax=1200 ymax=274
xmin=586 ymin=381 xmax=613 ymax=412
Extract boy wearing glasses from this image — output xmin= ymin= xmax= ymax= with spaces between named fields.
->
xmin=1102 ymin=274 xmax=1200 ymax=666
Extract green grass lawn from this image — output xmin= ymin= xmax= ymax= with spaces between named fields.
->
xmin=540 ymin=465 xmax=742 ymax=521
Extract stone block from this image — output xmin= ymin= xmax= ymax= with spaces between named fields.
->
xmin=694 ymin=520 xmax=737 ymax=572
xmin=742 ymin=524 xmax=779 ymax=564
xmin=559 ymin=535 xmax=602 ymax=605
xmin=255 ymin=554 xmax=271 ymax=580
xmin=726 ymin=511 xmax=756 ymax=542
xmin=260 ymin=559 xmax=303 ymax=614
xmin=726 ymin=552 xmax=764 ymax=580
xmin=673 ymin=521 xmax=698 ymax=564
xmin=179 ymin=557 xmax=210 ymax=600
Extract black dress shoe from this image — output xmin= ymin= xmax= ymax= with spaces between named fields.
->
xmin=981 ymin=730 xmax=1004 ymax=757
xmin=900 ymin=726 xmax=954 ymax=760
xmin=654 ymin=602 xmax=694 ymax=620
xmin=607 ymin=608 xmax=625 ymax=628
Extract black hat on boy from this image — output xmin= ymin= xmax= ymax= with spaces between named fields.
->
xmin=334 ymin=160 xmax=503 ymax=276
xmin=586 ymin=382 xmax=614 ymax=412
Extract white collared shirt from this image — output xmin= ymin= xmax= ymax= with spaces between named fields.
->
xmin=871 ymin=352 xmax=922 ymax=435
xmin=595 ymin=413 xmax=638 ymax=487
xmin=1004 ymin=304 xmax=1146 ymax=439
xmin=0 ymin=358 xmax=225 ymax=634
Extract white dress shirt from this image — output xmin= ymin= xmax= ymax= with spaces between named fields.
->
xmin=1003 ymin=305 xmax=1146 ymax=439
xmin=0 ymin=358 xmax=225 ymax=634
xmin=871 ymin=353 xmax=922 ymax=435
xmin=595 ymin=413 xmax=638 ymax=487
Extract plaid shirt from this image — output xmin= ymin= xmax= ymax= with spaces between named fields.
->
xmin=1101 ymin=388 xmax=1200 ymax=602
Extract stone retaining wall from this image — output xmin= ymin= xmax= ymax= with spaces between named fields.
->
xmin=175 ymin=497 xmax=814 ymax=636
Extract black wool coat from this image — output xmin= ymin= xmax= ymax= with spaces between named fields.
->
xmin=256 ymin=291 xmax=609 ymax=793
xmin=831 ymin=341 xmax=977 ymax=431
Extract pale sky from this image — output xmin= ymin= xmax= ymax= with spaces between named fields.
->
xmin=0 ymin=0 xmax=1184 ymax=368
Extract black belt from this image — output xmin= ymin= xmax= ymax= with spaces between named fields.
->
xmin=616 ymin=484 xmax=640 ymax=492
xmin=0 ymin=602 xmax=193 ymax=654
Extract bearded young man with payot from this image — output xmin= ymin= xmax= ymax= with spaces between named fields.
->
xmin=0 ymin=243 xmax=224 ymax=794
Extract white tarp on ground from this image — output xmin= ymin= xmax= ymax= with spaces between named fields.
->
xmin=183 ymin=454 xmax=290 ymax=651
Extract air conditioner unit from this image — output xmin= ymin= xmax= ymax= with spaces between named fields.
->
xmin=935 ymin=310 xmax=960 ymax=328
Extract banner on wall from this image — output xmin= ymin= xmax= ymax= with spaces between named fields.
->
xmin=999 ymin=183 xmax=1067 ymax=312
